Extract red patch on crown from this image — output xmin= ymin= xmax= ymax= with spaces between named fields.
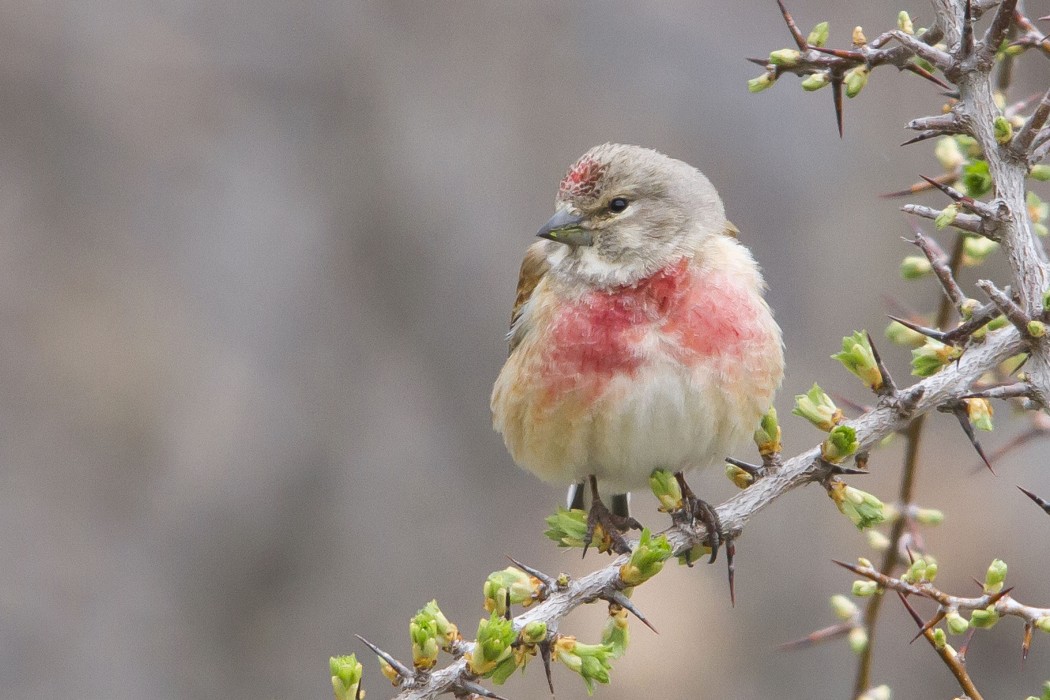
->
xmin=558 ymin=156 xmax=607 ymax=200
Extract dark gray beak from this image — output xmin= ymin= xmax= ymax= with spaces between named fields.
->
xmin=536 ymin=209 xmax=592 ymax=246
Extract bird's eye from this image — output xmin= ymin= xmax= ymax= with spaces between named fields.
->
xmin=608 ymin=198 xmax=629 ymax=213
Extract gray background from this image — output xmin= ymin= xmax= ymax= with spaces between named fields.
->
xmin=2 ymin=1 xmax=1048 ymax=698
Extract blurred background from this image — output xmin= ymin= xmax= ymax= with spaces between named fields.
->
xmin=1 ymin=1 xmax=1048 ymax=698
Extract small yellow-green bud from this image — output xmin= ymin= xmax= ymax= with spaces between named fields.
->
xmin=468 ymin=613 xmax=518 ymax=681
xmin=601 ymin=606 xmax=630 ymax=659
xmin=793 ymin=383 xmax=842 ymax=431
xmin=946 ymin=611 xmax=970 ymax=635
xmin=649 ymin=469 xmax=682 ymax=512
xmin=832 ymin=330 xmax=884 ymax=390
xmin=962 ymin=159 xmax=992 ymax=197
xmin=852 ymin=579 xmax=878 ymax=597
xmin=769 ymin=49 xmax=802 ymax=67
xmin=990 ymin=316 xmax=1011 ymax=332
xmin=725 ymin=463 xmax=754 ymax=490
xmin=830 ymin=594 xmax=859 ymax=620
xmin=410 ymin=616 xmax=441 ymax=670
xmin=822 ymin=425 xmax=860 ymax=464
xmin=807 ymin=21 xmax=829 ymax=47
xmin=545 ymin=507 xmax=589 ymax=549
xmin=965 ymin=398 xmax=994 ymax=432
xmin=417 ymin=600 xmax=459 ymax=650
xmin=984 ymin=559 xmax=1007 ymax=593
xmin=801 ymin=72 xmax=831 ymax=91
xmin=857 ymin=557 xmax=873 ymax=568
xmin=378 ymin=656 xmax=400 ymax=685
xmin=829 ymin=481 xmax=886 ymax=529
xmin=935 ymin=136 xmax=965 ymax=171
xmin=970 ymin=606 xmax=1000 ymax=629
xmin=932 ymin=627 xmax=947 ymax=648
xmin=522 ymin=621 xmax=548 ymax=644
xmin=935 ymin=203 xmax=960 ymax=230
xmin=924 ymin=562 xmax=939 ymax=581
xmin=866 ymin=529 xmax=890 ymax=551
xmin=911 ymin=339 xmax=961 ymax=377
xmin=962 ymin=236 xmax=998 ymax=266
xmin=484 ymin=567 xmax=541 ymax=615
xmin=885 ymin=320 xmax=926 ymax=347
xmin=848 ymin=626 xmax=869 ymax=654
xmin=1035 ymin=616 xmax=1050 ymax=633
xmin=1002 ymin=43 xmax=1026 ymax=57
xmin=552 ymin=636 xmax=614 ymax=694
xmin=900 ymin=255 xmax=932 ymax=279
xmin=994 ymin=116 xmax=1013 ymax=144
xmin=331 ymin=655 xmax=364 ymax=700
xmin=753 ymin=407 xmax=781 ymax=456
xmin=897 ymin=10 xmax=914 ymax=33
xmin=901 ymin=557 xmax=937 ymax=584
xmin=844 ymin=65 xmax=869 ymax=98
xmin=852 ymin=26 xmax=867 ymax=45
xmin=1029 ymin=320 xmax=1047 ymax=338
xmin=748 ymin=72 xmax=776 ymax=93
xmin=913 ymin=507 xmax=945 ymax=525
xmin=619 ymin=528 xmax=672 ymax=586
xmin=1031 ymin=165 xmax=1050 ymax=181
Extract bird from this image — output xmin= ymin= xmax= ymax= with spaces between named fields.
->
xmin=491 ymin=143 xmax=784 ymax=557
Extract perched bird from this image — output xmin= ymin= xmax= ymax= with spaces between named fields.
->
xmin=491 ymin=144 xmax=783 ymax=555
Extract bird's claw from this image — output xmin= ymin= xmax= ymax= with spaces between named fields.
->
xmin=582 ymin=477 xmax=642 ymax=556
xmin=672 ymin=472 xmax=737 ymax=603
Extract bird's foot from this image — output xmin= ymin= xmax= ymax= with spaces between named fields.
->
xmin=582 ymin=476 xmax=641 ymax=557
xmin=672 ymin=472 xmax=737 ymax=605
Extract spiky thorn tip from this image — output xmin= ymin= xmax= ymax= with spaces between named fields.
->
xmin=605 ymin=590 xmax=659 ymax=634
xmin=355 ymin=634 xmax=415 ymax=681
xmin=1017 ymin=485 xmax=1050 ymax=516
xmin=505 ymin=555 xmax=559 ymax=593
xmin=777 ymin=621 xmax=854 ymax=651
xmin=886 ymin=314 xmax=948 ymax=343
xmin=775 ymin=0 xmax=807 ymax=50
xmin=455 ymin=680 xmax=510 ymax=700
xmin=944 ymin=401 xmax=996 ymax=473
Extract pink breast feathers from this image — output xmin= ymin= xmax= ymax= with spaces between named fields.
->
xmin=542 ymin=259 xmax=764 ymax=391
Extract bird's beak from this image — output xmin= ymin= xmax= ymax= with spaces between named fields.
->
xmin=536 ymin=209 xmax=592 ymax=246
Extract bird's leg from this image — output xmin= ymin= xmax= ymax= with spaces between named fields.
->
xmin=582 ymin=475 xmax=642 ymax=557
xmin=673 ymin=471 xmax=736 ymax=603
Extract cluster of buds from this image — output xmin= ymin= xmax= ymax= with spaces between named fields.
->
xmin=900 ymin=557 xmax=938 ymax=585
xmin=983 ymin=559 xmax=1008 ymax=594
xmin=793 ymin=383 xmax=843 ymax=431
xmin=832 ymin=331 xmax=884 ymax=391
xmin=753 ymin=406 xmax=782 ymax=457
xmin=330 ymin=655 xmax=364 ymax=700
xmin=483 ymin=567 xmax=542 ymax=616
xmin=964 ymin=398 xmax=994 ymax=432
xmin=409 ymin=600 xmax=460 ymax=670
xmin=725 ymin=462 xmax=755 ymax=490
xmin=602 ymin=604 xmax=630 ymax=659
xmin=911 ymin=339 xmax=961 ymax=377
xmin=544 ymin=507 xmax=591 ymax=550
xmin=619 ymin=529 xmax=672 ymax=587
xmin=466 ymin=613 xmax=519 ymax=684
xmin=552 ymin=636 xmax=615 ymax=694
xmin=649 ymin=469 xmax=683 ymax=512
xmin=828 ymin=481 xmax=886 ymax=529
xmin=747 ymin=19 xmax=830 ymax=94
xmin=822 ymin=425 xmax=860 ymax=464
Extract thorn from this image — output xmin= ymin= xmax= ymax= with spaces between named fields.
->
xmin=880 ymin=172 xmax=957 ymax=199
xmin=958 ymin=626 xmax=977 ymax=659
xmin=866 ymin=331 xmax=897 ymax=396
xmin=775 ymin=0 xmax=808 ymax=50
xmin=950 ymin=403 xmax=996 ymax=474
xmin=904 ymin=62 xmax=951 ymax=90
xmin=725 ymin=456 xmax=762 ymax=477
xmin=901 ymin=131 xmax=944 ymax=146
xmin=777 ymin=621 xmax=854 ymax=650
xmin=726 ymin=537 xmax=736 ymax=607
xmin=910 ymin=609 xmax=948 ymax=644
xmin=832 ymin=77 xmax=844 ymax=138
xmin=897 ymin=591 xmax=926 ymax=628
xmin=1022 ymin=623 xmax=1033 ymax=663
xmin=986 ymin=586 xmax=1014 ymax=605
xmin=456 ymin=680 xmax=510 ymax=700
xmin=746 ymin=56 xmax=770 ymax=67
xmin=504 ymin=590 xmax=512 ymax=621
xmin=831 ymin=558 xmax=865 ymax=576
xmin=886 ymin=314 xmax=948 ymax=342
xmin=539 ymin=640 xmax=555 ymax=696
xmin=809 ymin=45 xmax=866 ymax=60
xmin=505 ymin=555 xmax=558 ymax=591
xmin=961 ymin=0 xmax=975 ymax=58
xmin=1017 ymin=485 xmax=1050 ymax=516
xmin=606 ymin=591 xmax=659 ymax=634
xmin=355 ymin=635 xmax=414 ymax=681
xmin=829 ymin=464 xmax=870 ymax=476
xmin=918 ymin=174 xmax=974 ymax=205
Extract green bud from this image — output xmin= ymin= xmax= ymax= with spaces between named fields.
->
xmin=378 ymin=656 xmax=400 ymax=685
xmin=984 ymin=559 xmax=1007 ymax=593
xmin=852 ymin=26 xmax=867 ymax=45
xmin=932 ymin=627 xmax=947 ymax=648
xmin=925 ymin=562 xmax=939 ymax=581
xmin=994 ymin=116 xmax=1013 ymax=144
xmin=793 ymin=383 xmax=842 ymax=431
xmin=1029 ymin=320 xmax=1047 ymax=338
xmin=1029 ymin=192 xmax=1049 ymax=224
xmin=1002 ymin=43 xmax=1026 ymax=57
xmin=897 ymin=10 xmax=914 ymax=33
xmin=956 ymin=134 xmax=982 ymax=158
xmin=522 ymin=620 xmax=548 ymax=645
xmin=900 ymin=255 xmax=933 ymax=279
xmin=769 ymin=49 xmax=802 ymax=67
xmin=545 ymin=507 xmax=589 ymax=549
xmin=965 ymin=398 xmax=994 ymax=432
xmin=990 ymin=316 xmax=1011 ymax=332
xmin=832 ymin=330 xmax=884 ymax=390
xmin=330 ymin=655 xmax=364 ymax=700
xmin=807 ymin=21 xmax=830 ymax=47
xmin=1031 ymin=164 xmax=1050 ymax=181
xmin=468 ymin=613 xmax=518 ymax=681
xmin=649 ymin=469 xmax=683 ymax=512
xmin=410 ymin=615 xmax=441 ymax=670
xmin=1035 ymin=616 xmax=1050 ymax=633
xmin=801 ymin=72 xmax=831 ymax=91
xmin=844 ymin=65 xmax=869 ymax=98
xmin=553 ymin=636 xmax=614 ymax=694
xmin=725 ymin=463 xmax=754 ymax=489
xmin=885 ymin=319 xmax=926 ymax=347
xmin=866 ymin=529 xmax=890 ymax=551
xmin=901 ymin=557 xmax=936 ymax=584
xmin=970 ymin=606 xmax=1000 ymax=628
xmin=962 ymin=159 xmax=992 ymax=197
xmin=748 ymin=72 xmax=776 ymax=93
xmin=935 ymin=203 xmax=960 ymax=230
xmin=857 ymin=557 xmax=873 ymax=568
xmin=852 ymin=579 xmax=879 ymax=597
xmin=822 ymin=425 xmax=860 ymax=465
xmin=911 ymin=339 xmax=961 ymax=377
xmin=829 ymin=481 xmax=886 ymax=529
xmin=962 ymin=236 xmax=998 ymax=266
xmin=484 ymin=567 xmax=540 ymax=616
xmin=913 ymin=507 xmax=945 ymax=525
xmin=601 ymin=605 xmax=630 ymax=659
xmin=946 ymin=611 xmax=970 ymax=635
xmin=830 ymin=594 xmax=859 ymax=620
xmin=934 ymin=136 xmax=965 ymax=171
xmin=753 ymin=407 xmax=782 ymax=456
xmin=848 ymin=626 xmax=869 ymax=654
xmin=620 ymin=528 xmax=672 ymax=586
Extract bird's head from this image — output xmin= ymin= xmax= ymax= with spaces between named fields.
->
xmin=538 ymin=143 xmax=727 ymax=287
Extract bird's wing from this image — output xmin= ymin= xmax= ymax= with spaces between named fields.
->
xmin=508 ymin=241 xmax=549 ymax=354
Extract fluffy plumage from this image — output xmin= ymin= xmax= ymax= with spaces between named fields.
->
xmin=492 ymin=144 xmax=784 ymax=496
